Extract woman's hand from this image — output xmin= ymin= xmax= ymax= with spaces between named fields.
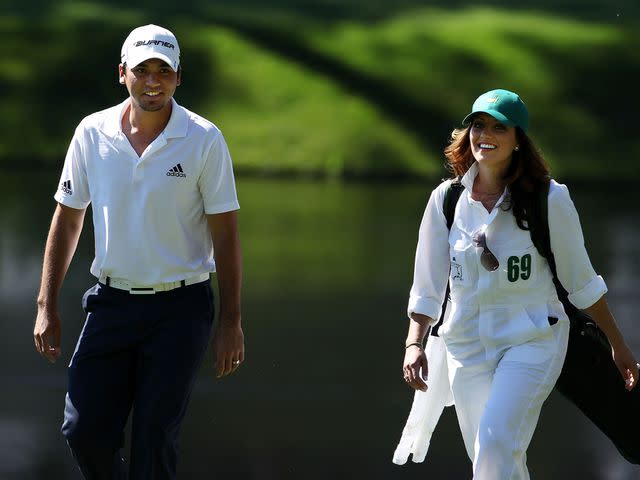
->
xmin=403 ymin=344 xmax=428 ymax=392
xmin=583 ymin=296 xmax=639 ymax=391
xmin=610 ymin=340 xmax=639 ymax=391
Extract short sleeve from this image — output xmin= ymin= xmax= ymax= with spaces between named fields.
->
xmin=53 ymin=123 xmax=91 ymax=209
xmin=198 ymin=131 xmax=240 ymax=214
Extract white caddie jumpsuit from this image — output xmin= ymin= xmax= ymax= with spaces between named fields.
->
xmin=406 ymin=163 xmax=607 ymax=479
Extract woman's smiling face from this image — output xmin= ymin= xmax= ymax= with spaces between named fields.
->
xmin=468 ymin=113 xmax=518 ymax=168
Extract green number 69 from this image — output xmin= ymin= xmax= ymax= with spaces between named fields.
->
xmin=507 ymin=254 xmax=532 ymax=282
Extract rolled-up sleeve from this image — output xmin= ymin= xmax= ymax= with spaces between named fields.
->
xmin=548 ymin=181 xmax=607 ymax=309
xmin=407 ymin=182 xmax=453 ymax=324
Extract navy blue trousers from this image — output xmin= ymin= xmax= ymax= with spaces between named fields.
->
xmin=62 ymin=280 xmax=214 ymax=480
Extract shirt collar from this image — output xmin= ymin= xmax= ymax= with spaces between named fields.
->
xmin=461 ymin=161 xmax=479 ymax=191
xmin=100 ymin=97 xmax=188 ymax=139
xmin=163 ymin=98 xmax=189 ymax=139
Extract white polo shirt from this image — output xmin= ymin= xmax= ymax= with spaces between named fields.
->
xmin=54 ymin=98 xmax=240 ymax=285
xmin=408 ymin=163 xmax=607 ymax=361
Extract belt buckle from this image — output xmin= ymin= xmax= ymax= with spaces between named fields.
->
xmin=129 ymin=287 xmax=156 ymax=295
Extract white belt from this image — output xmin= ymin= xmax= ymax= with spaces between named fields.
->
xmin=98 ymin=272 xmax=210 ymax=294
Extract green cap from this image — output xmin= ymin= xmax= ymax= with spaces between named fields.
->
xmin=462 ymin=89 xmax=529 ymax=132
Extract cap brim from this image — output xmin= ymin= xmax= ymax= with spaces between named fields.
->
xmin=125 ymin=51 xmax=178 ymax=71
xmin=462 ymin=110 xmax=516 ymax=127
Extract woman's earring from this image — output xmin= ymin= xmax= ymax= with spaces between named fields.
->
xmin=514 ymin=145 xmax=520 ymax=151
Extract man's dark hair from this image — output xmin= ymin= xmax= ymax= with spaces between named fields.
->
xmin=122 ymin=62 xmax=182 ymax=76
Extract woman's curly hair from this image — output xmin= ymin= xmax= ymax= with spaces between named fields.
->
xmin=443 ymin=123 xmax=551 ymax=230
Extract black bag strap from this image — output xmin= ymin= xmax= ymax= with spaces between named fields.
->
xmin=527 ymin=181 xmax=577 ymax=314
xmin=528 ymin=181 xmax=609 ymax=347
xmin=444 ymin=178 xmax=465 ymax=230
xmin=431 ymin=178 xmax=464 ymax=337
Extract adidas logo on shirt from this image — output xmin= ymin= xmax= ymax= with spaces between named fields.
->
xmin=166 ymin=164 xmax=186 ymax=178
xmin=60 ymin=179 xmax=73 ymax=195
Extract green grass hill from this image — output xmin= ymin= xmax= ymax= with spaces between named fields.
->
xmin=2 ymin=1 xmax=639 ymax=180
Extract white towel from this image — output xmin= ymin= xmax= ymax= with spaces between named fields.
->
xmin=392 ymin=334 xmax=453 ymax=465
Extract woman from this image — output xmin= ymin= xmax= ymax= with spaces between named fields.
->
xmin=401 ymin=89 xmax=638 ymax=478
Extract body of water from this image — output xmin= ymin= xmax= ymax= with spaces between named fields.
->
xmin=2 ymin=172 xmax=639 ymax=479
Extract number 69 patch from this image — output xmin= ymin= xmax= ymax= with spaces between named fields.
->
xmin=506 ymin=254 xmax=532 ymax=282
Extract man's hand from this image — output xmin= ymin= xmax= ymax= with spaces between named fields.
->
xmin=207 ymin=210 xmax=243 ymax=379
xmin=34 ymin=306 xmax=62 ymax=363
xmin=211 ymin=320 xmax=244 ymax=378
xmin=34 ymin=203 xmax=85 ymax=364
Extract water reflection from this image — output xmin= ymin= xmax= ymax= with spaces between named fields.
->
xmin=2 ymin=172 xmax=639 ymax=479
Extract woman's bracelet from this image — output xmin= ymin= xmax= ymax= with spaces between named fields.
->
xmin=405 ymin=341 xmax=423 ymax=350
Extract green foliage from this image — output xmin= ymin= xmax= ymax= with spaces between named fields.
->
xmin=299 ymin=7 xmax=640 ymax=178
xmin=1 ymin=1 xmax=639 ymax=180
xmin=190 ymin=26 xmax=432 ymax=178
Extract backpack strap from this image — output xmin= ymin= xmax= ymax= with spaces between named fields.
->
xmin=528 ymin=181 xmax=583 ymax=319
xmin=529 ymin=182 xmax=608 ymax=350
xmin=432 ymin=178 xmax=464 ymax=337
xmin=527 ymin=182 xmax=551 ymax=261
xmin=443 ymin=178 xmax=465 ymax=230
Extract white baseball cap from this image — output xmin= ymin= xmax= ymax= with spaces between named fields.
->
xmin=120 ymin=24 xmax=180 ymax=71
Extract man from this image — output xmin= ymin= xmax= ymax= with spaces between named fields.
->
xmin=33 ymin=24 xmax=244 ymax=479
